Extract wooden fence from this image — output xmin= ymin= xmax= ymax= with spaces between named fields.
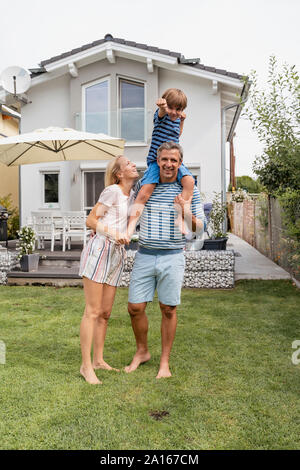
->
xmin=228 ymin=194 xmax=299 ymax=280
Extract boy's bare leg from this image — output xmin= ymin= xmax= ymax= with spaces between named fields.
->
xmin=175 ymin=175 xmax=194 ymax=234
xmin=156 ymin=303 xmax=177 ymax=379
xmin=127 ymin=184 xmax=156 ymax=237
xmin=92 ymin=284 xmax=120 ymax=371
xmin=125 ymin=302 xmax=151 ymax=372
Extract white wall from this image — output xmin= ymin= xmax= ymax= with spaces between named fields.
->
xmin=20 ymin=75 xmax=71 ymax=225
xmin=158 ymin=69 xmax=222 ymax=201
xmin=20 ymin=58 xmax=223 ymax=225
xmin=20 ymin=161 xmax=72 ymax=226
xmin=21 ymin=75 xmax=71 ymax=132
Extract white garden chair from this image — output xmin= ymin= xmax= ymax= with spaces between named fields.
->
xmin=61 ymin=211 xmax=92 ymax=251
xmin=31 ymin=212 xmax=63 ymax=252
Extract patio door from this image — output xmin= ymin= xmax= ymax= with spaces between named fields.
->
xmin=83 ymin=171 xmax=105 ymax=214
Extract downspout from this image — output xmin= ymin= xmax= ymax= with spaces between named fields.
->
xmin=221 ymin=80 xmax=251 ymax=232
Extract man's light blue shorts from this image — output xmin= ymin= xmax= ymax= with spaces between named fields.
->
xmin=128 ymin=247 xmax=185 ymax=306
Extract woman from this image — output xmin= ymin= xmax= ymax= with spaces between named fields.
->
xmin=79 ymin=156 xmax=138 ymax=384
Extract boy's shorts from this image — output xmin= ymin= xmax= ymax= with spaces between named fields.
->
xmin=141 ymin=161 xmax=193 ymax=187
xmin=128 ymin=247 xmax=185 ymax=306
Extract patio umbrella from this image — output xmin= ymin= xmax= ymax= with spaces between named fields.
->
xmin=0 ymin=127 xmax=125 ymax=166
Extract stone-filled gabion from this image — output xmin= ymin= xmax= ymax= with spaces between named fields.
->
xmin=120 ymin=249 xmax=235 ymax=289
xmin=0 ymin=250 xmax=20 ymax=285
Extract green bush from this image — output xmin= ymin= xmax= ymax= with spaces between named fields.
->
xmin=278 ymin=188 xmax=300 ymax=276
xmin=0 ymin=194 xmax=19 ymax=240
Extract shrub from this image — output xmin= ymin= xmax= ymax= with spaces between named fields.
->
xmin=0 ymin=194 xmax=19 ymax=239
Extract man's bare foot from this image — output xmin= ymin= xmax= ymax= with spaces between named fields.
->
xmin=156 ymin=364 xmax=172 ymax=379
xmin=80 ymin=365 xmax=102 ymax=384
xmin=124 ymin=351 xmax=151 ymax=373
xmin=92 ymin=360 xmax=120 ymax=372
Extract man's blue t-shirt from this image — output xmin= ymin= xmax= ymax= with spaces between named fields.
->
xmin=134 ymin=180 xmax=205 ymax=250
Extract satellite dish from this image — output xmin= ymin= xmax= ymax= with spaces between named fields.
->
xmin=0 ymin=66 xmax=31 ymax=95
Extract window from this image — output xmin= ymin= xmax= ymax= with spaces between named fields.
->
xmin=83 ymin=171 xmax=105 ymax=214
xmin=42 ymin=172 xmax=59 ymax=208
xmin=119 ymin=78 xmax=145 ymax=142
xmin=83 ymin=78 xmax=109 ymax=134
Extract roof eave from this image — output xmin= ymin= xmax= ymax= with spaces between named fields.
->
xmin=30 ymin=42 xmax=244 ymax=90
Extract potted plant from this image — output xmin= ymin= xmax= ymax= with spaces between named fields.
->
xmin=17 ymin=226 xmax=39 ymax=272
xmin=126 ymin=233 xmax=139 ymax=251
xmin=231 ymin=187 xmax=252 ymax=203
xmin=203 ymin=192 xmax=228 ymax=250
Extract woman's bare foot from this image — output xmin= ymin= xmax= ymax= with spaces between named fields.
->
xmin=124 ymin=351 xmax=151 ymax=373
xmin=92 ymin=360 xmax=120 ymax=372
xmin=156 ymin=364 xmax=172 ymax=379
xmin=80 ymin=365 xmax=102 ymax=384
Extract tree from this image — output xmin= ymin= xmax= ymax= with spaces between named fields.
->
xmin=228 ymin=175 xmax=263 ymax=193
xmin=243 ymin=55 xmax=300 ymax=196
xmin=242 ymin=57 xmax=300 ymax=278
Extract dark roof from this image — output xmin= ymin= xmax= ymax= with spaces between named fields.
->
xmin=29 ymin=67 xmax=46 ymax=78
xmin=38 ymin=34 xmax=243 ymax=80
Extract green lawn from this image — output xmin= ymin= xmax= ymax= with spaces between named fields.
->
xmin=0 ymin=281 xmax=300 ymax=450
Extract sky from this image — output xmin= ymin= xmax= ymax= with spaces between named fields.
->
xmin=1 ymin=0 xmax=299 ymax=178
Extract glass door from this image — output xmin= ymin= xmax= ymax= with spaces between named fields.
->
xmin=83 ymin=171 xmax=105 ymax=214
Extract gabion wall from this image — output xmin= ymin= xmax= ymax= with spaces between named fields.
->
xmin=121 ymin=250 xmax=235 ymax=289
xmin=0 ymin=250 xmax=19 ymax=285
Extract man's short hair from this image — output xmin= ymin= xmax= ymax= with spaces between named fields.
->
xmin=157 ymin=142 xmax=183 ymax=161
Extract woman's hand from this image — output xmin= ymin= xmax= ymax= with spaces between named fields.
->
xmin=115 ymin=231 xmax=130 ymax=245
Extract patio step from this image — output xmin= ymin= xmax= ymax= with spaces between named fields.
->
xmin=39 ymin=256 xmax=80 ymax=268
xmin=7 ymin=265 xmax=82 ymax=287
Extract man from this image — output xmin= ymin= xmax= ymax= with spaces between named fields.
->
xmin=125 ymin=142 xmax=205 ymax=379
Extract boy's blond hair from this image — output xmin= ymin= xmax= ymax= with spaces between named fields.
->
xmin=162 ymin=88 xmax=187 ymax=110
xmin=104 ymin=155 xmax=123 ymax=187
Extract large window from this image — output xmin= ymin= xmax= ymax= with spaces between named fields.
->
xmin=83 ymin=78 xmax=109 ymax=134
xmin=83 ymin=171 xmax=105 ymax=214
xmin=119 ymin=78 xmax=145 ymax=142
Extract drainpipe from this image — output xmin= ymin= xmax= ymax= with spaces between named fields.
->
xmin=221 ymin=89 xmax=250 ymax=232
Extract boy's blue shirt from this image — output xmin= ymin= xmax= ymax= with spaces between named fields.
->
xmin=147 ymin=109 xmax=181 ymax=165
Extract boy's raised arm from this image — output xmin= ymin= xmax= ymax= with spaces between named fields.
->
xmin=156 ymin=98 xmax=168 ymax=118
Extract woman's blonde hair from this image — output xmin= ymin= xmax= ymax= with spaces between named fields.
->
xmin=104 ymin=155 xmax=124 ymax=187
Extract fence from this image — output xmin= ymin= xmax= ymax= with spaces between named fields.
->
xmin=228 ymin=194 xmax=299 ymax=280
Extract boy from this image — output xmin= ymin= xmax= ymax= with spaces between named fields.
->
xmin=127 ymin=88 xmax=195 ymax=236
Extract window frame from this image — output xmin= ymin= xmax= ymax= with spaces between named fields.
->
xmin=82 ymin=76 xmax=111 ymax=134
xmin=40 ymin=170 xmax=60 ymax=209
xmin=117 ymin=75 xmax=147 ymax=145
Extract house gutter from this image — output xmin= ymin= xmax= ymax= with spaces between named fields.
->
xmin=221 ymin=79 xmax=251 ymax=232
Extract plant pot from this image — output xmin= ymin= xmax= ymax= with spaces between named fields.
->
xmin=125 ymin=241 xmax=139 ymax=251
xmin=202 ymin=237 xmax=228 ymax=251
xmin=20 ymin=253 xmax=40 ymax=272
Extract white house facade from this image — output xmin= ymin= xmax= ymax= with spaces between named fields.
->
xmin=3 ymin=34 xmax=249 ymax=225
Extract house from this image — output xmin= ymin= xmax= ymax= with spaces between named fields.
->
xmin=0 ymin=105 xmax=20 ymax=208
xmin=2 ymin=34 xmax=250 ymax=226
